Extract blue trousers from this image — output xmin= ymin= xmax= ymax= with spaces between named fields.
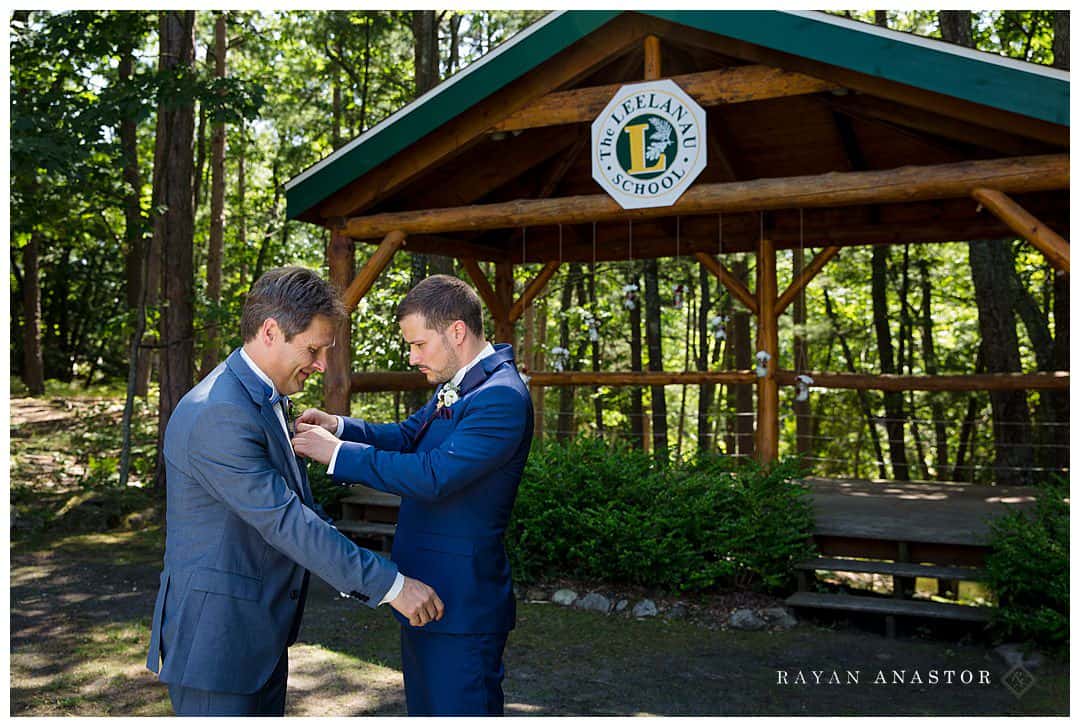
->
xmin=400 ymin=628 xmax=509 ymax=716
xmin=167 ymin=649 xmax=288 ymax=716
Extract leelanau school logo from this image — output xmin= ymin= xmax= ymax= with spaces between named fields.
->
xmin=591 ymin=79 xmax=707 ymax=210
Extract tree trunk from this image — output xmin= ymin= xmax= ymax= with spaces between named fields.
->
xmin=153 ymin=10 xmax=198 ymax=491
xmin=730 ymin=258 xmax=754 ymax=457
xmin=792 ymin=247 xmax=811 ymax=458
xmin=589 ymin=263 xmax=603 ymax=434
xmin=939 ymin=10 xmax=973 ymax=47
xmin=201 ymin=11 xmax=227 ymax=379
xmin=556 ymin=264 xmax=580 ymax=442
xmin=644 ymin=259 xmax=668 ymax=456
xmin=968 ymin=240 xmax=1034 ymax=483
xmin=21 ymin=232 xmax=45 ymax=395
xmin=871 ymin=245 xmax=910 ymax=480
xmin=825 ymin=289 xmax=887 ymax=479
xmin=445 ymin=12 xmax=461 ymax=77
xmin=918 ymin=259 xmax=950 ymax=479
xmin=237 ymin=125 xmax=248 ymax=286
xmin=628 ymin=264 xmax=646 ymax=449
xmin=696 ymin=261 xmax=713 ymax=452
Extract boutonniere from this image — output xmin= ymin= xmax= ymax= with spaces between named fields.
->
xmin=437 ymin=383 xmax=460 ymax=410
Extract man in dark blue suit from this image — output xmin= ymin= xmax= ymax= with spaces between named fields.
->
xmin=292 ymin=274 xmax=534 ymax=716
xmin=147 ymin=267 xmax=444 ymax=716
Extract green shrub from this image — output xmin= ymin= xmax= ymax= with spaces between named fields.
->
xmin=984 ymin=476 xmax=1069 ymax=648
xmin=507 ymin=437 xmax=816 ymax=593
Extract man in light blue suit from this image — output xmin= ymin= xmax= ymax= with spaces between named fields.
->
xmin=146 ymin=267 xmax=444 ymax=716
xmin=293 ymin=274 xmax=533 ymax=716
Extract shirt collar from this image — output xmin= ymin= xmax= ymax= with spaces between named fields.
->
xmin=449 ymin=342 xmax=495 ymax=388
xmin=239 ymin=347 xmax=282 ymax=403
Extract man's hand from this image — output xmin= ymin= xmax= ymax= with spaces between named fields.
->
xmin=291 ymin=422 xmax=341 ymax=464
xmin=389 ymin=576 xmax=445 ymax=627
xmin=296 ymin=407 xmax=339 ymax=434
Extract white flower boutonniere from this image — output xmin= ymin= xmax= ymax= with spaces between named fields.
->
xmin=437 ymin=383 xmax=461 ymax=409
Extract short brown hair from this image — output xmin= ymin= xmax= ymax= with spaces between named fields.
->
xmin=240 ymin=266 xmax=346 ymax=342
xmin=396 ymin=274 xmax=483 ymax=337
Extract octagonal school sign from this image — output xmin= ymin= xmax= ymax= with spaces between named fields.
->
xmin=592 ymin=79 xmax=707 ymax=210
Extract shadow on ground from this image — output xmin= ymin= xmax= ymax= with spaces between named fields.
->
xmin=9 ymin=528 xmax=1068 ymax=716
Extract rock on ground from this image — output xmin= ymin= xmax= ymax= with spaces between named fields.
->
xmin=552 ymin=589 xmax=578 ymax=606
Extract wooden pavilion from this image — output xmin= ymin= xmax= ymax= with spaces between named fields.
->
xmin=284 ymin=10 xmax=1069 ymax=465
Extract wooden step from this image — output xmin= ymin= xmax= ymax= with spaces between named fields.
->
xmin=796 ymin=557 xmax=986 ymax=582
xmin=340 ymin=489 xmax=401 ymax=507
xmin=334 ymin=520 xmax=397 ymax=538
xmin=786 ymin=591 xmax=991 ymax=623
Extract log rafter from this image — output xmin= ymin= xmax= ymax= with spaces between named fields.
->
xmin=971 ymin=187 xmax=1069 ymax=272
xmin=341 ymin=154 xmax=1068 ymax=239
xmin=492 ymin=64 xmax=840 ymax=132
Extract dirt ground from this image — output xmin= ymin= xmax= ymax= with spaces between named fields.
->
xmin=8 ymin=396 xmax=1070 ymax=716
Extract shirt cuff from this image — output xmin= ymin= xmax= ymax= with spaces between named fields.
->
xmin=335 ymin=415 xmax=345 ymax=437
xmin=379 ymin=572 xmax=405 ymax=605
xmin=327 ymin=441 xmax=344 ymax=475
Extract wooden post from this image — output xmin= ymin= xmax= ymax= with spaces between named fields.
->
xmin=755 ymin=234 xmax=779 ymax=463
xmin=326 ymin=230 xmax=355 ymax=415
xmin=695 ymin=252 xmax=759 ymax=315
xmin=972 ymin=187 xmax=1070 ymax=272
xmin=644 ymin=35 xmax=661 ymax=80
xmin=460 ymin=258 xmax=508 ymax=323
xmin=508 ymin=261 xmax=560 ymax=322
xmin=494 ymin=261 xmax=515 ymax=346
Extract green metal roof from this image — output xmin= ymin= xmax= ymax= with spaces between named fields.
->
xmin=286 ymin=9 xmax=1069 ymax=221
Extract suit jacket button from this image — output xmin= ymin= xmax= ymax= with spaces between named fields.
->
xmin=290 ymin=589 xmax=299 ymax=600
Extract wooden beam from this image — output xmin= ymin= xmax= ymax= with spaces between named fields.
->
xmin=341 ymin=230 xmax=406 ymax=312
xmin=492 ymin=65 xmax=839 ymax=132
xmin=527 ymin=370 xmax=758 ymax=386
xmin=971 ymin=187 xmax=1069 ymax=272
xmin=341 ymin=154 xmax=1068 ymax=238
xmin=351 ymin=371 xmax=431 ymax=392
xmin=326 ymin=231 xmax=355 ymax=415
xmin=508 ymin=261 xmax=560 ymax=323
xmin=776 ymin=246 xmax=841 ymax=315
xmin=317 ymin=15 xmax=651 ymax=219
xmin=695 ymin=252 xmax=758 ymax=315
xmin=644 ymin=34 xmax=661 ymax=80
xmin=755 ymin=235 xmax=779 ymax=463
xmin=460 ymin=258 xmax=507 ymax=322
xmin=774 ymin=370 xmax=1069 ymax=392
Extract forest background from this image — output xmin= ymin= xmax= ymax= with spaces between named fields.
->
xmin=8 ymin=9 xmax=1070 ymax=491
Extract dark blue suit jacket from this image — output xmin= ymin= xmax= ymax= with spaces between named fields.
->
xmin=332 ymin=344 xmax=533 ymax=635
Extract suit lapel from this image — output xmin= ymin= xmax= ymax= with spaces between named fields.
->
xmin=226 ymin=350 xmax=307 ymax=501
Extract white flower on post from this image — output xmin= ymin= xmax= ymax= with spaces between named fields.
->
xmin=708 ymin=314 xmax=728 ymax=341
xmin=795 ymin=374 xmax=814 ymax=402
xmin=550 ymin=346 xmax=570 ymax=373
xmin=622 ymin=283 xmax=639 ymax=310
xmin=755 ymin=350 xmax=771 ymax=378
xmin=671 ymin=283 xmax=687 ymax=308
xmin=437 ymin=383 xmax=461 ymax=409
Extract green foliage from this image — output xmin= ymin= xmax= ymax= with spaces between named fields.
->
xmin=984 ymin=476 xmax=1069 ymax=648
xmin=507 ymin=438 xmax=816 ymax=593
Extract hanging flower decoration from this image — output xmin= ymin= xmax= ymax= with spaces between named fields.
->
xmin=708 ymin=314 xmax=728 ymax=341
xmin=582 ymin=311 xmax=600 ymax=342
xmin=622 ymin=283 xmax=639 ymax=310
xmin=550 ymin=346 xmax=570 ymax=372
xmin=755 ymin=350 xmax=771 ymax=377
xmin=794 ymin=374 xmax=814 ymax=402
xmin=670 ymin=283 xmax=687 ymax=308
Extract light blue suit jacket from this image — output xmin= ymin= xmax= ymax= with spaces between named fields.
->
xmin=332 ymin=344 xmax=533 ymax=635
xmin=146 ymin=349 xmax=398 ymax=694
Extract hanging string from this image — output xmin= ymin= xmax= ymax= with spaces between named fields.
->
xmin=717 ymin=212 xmax=723 ymax=256
xmin=795 ymin=208 xmax=813 ymax=402
xmin=628 ymin=219 xmax=633 ymax=263
xmin=522 ymin=226 xmax=527 ymax=266
xmin=675 ymin=216 xmax=680 ymax=261
xmin=558 ymin=223 xmax=563 ymax=263
xmin=592 ymin=221 xmax=597 ymax=271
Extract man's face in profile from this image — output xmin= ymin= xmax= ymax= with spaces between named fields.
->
xmin=267 ymin=314 xmax=335 ymax=395
xmin=399 ymin=313 xmax=461 ymax=385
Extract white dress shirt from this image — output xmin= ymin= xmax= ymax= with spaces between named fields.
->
xmin=239 ymin=347 xmax=403 ymax=606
